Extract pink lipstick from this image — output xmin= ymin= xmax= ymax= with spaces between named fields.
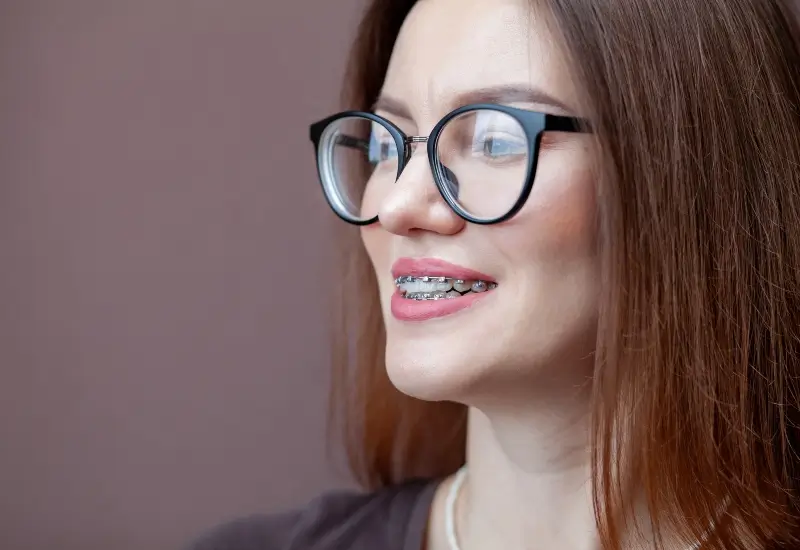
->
xmin=390 ymin=258 xmax=497 ymax=322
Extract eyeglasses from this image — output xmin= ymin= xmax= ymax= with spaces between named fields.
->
xmin=308 ymin=103 xmax=590 ymax=225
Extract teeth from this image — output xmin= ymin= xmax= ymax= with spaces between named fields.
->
xmin=395 ymin=276 xmax=453 ymax=290
xmin=453 ymin=279 xmax=472 ymax=292
xmin=471 ymin=280 xmax=487 ymax=293
xmin=436 ymin=279 xmax=454 ymax=291
xmin=395 ymin=275 xmax=497 ymax=300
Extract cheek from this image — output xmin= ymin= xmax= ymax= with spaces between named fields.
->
xmin=511 ymin=152 xmax=597 ymax=260
xmin=489 ymin=154 xmax=599 ymax=367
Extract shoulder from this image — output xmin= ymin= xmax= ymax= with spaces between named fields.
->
xmin=185 ymin=478 xmax=439 ymax=550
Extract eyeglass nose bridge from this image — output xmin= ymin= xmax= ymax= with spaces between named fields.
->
xmin=401 ymin=135 xmax=429 ymax=162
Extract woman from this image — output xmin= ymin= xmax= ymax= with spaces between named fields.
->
xmin=190 ymin=0 xmax=800 ymax=548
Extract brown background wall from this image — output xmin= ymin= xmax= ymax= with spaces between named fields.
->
xmin=0 ymin=1 xmax=362 ymax=548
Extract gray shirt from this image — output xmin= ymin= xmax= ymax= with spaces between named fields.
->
xmin=186 ymin=478 xmax=439 ymax=550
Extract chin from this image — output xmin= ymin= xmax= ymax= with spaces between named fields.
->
xmin=382 ymin=319 xmax=510 ymax=404
xmin=384 ymin=341 xmax=480 ymax=402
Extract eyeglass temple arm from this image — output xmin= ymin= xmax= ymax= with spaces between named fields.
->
xmin=334 ymin=134 xmax=370 ymax=153
xmin=545 ymin=115 xmax=592 ymax=133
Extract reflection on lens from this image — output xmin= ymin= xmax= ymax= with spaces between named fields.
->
xmin=435 ymin=109 xmax=529 ymax=220
xmin=317 ymin=116 xmax=398 ymax=222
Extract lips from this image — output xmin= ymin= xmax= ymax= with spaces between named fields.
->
xmin=389 ymin=257 xmax=497 ymax=322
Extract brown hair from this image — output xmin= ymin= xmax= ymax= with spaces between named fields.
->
xmin=327 ymin=0 xmax=800 ymax=548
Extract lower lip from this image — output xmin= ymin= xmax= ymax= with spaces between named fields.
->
xmin=390 ymin=291 xmax=492 ymax=322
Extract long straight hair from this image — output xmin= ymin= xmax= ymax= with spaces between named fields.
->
xmin=327 ymin=1 xmax=800 ymax=548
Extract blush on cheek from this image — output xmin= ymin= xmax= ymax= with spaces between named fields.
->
xmin=518 ymin=166 xmax=597 ymax=258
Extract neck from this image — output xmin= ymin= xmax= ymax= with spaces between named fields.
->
xmin=458 ymin=381 xmax=600 ymax=550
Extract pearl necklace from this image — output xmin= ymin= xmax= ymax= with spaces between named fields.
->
xmin=444 ymin=466 xmax=468 ymax=550
xmin=443 ymin=466 xmax=704 ymax=550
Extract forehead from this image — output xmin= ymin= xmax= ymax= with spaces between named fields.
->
xmin=381 ymin=0 xmax=577 ymax=121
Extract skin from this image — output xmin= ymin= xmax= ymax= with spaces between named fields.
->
xmin=358 ymin=0 xmax=607 ymax=548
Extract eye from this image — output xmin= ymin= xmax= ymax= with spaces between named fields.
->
xmin=466 ymin=110 xmax=529 ymax=163
xmin=368 ymin=124 xmax=399 ymax=163
xmin=471 ymin=133 xmax=528 ymax=165
xmin=479 ymin=135 xmax=527 ymax=158
xmin=368 ymin=139 xmax=397 ymax=163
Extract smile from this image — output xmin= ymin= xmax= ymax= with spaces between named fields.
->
xmin=389 ymin=258 xmax=498 ymax=321
xmin=395 ymin=276 xmax=498 ymax=300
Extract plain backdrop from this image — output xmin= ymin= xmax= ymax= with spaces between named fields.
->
xmin=0 ymin=1 xmax=365 ymax=548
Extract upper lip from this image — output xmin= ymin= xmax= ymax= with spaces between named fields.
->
xmin=391 ymin=257 xmax=496 ymax=282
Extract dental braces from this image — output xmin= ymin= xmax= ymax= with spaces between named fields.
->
xmin=395 ymin=276 xmax=498 ymax=300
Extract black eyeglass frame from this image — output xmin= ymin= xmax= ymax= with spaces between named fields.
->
xmin=308 ymin=103 xmax=591 ymax=226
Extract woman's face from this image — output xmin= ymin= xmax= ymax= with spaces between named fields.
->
xmin=361 ymin=0 xmax=599 ymax=404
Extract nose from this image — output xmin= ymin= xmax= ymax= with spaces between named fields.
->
xmin=377 ymin=154 xmax=465 ymax=236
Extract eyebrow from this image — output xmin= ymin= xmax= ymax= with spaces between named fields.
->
xmin=372 ymin=84 xmax=576 ymax=120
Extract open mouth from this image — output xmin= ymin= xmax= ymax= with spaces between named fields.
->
xmin=395 ymin=276 xmax=498 ymax=300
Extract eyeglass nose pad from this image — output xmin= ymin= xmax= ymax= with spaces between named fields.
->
xmin=440 ymin=163 xmax=460 ymax=199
